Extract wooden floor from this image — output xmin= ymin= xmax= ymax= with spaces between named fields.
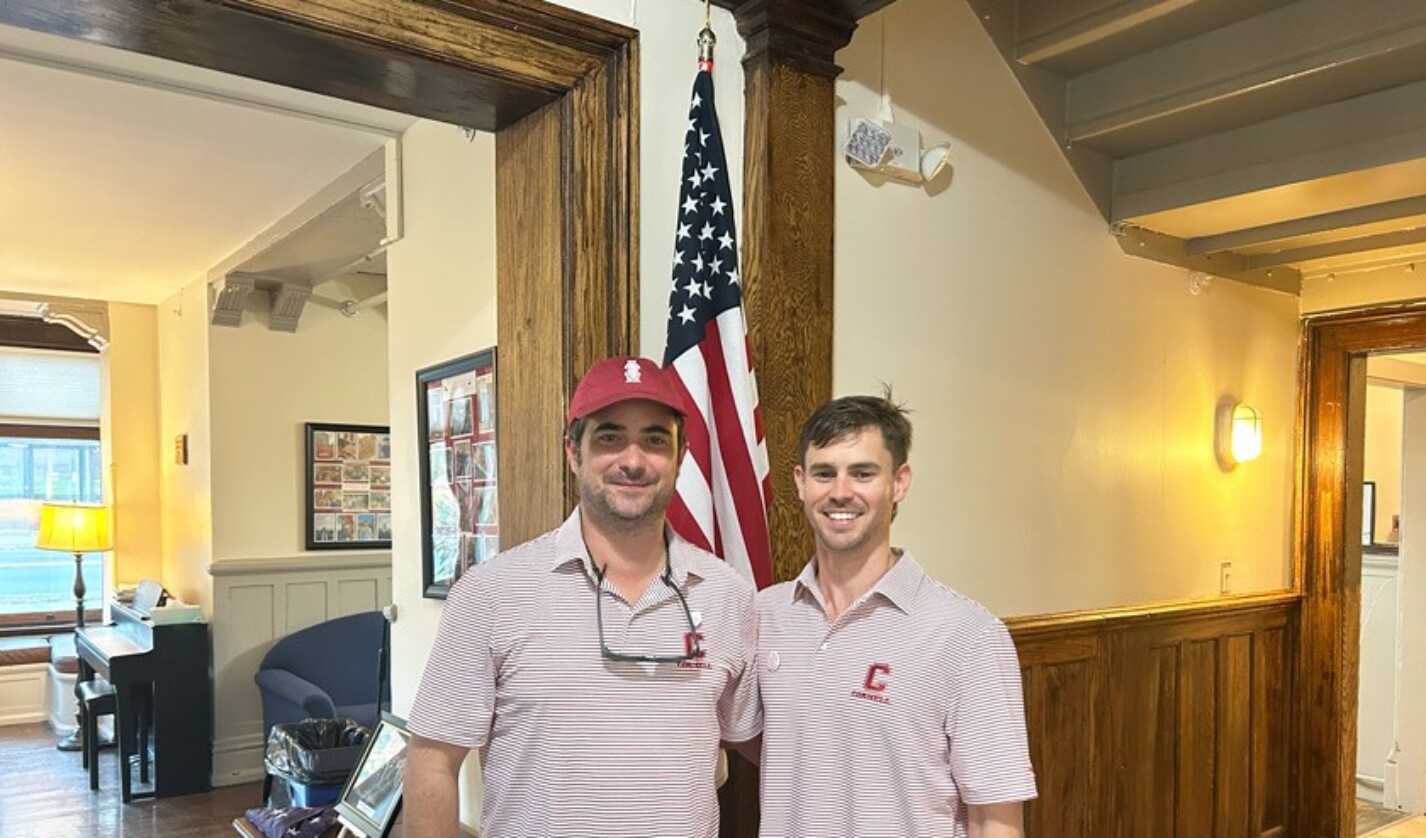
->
xmin=1371 ymin=817 xmax=1426 ymax=837
xmin=0 ymin=722 xmax=258 ymax=838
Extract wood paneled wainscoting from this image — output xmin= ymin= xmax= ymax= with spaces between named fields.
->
xmin=1008 ymin=592 xmax=1298 ymax=838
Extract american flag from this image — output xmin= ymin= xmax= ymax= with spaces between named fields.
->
xmin=662 ymin=66 xmax=773 ymax=590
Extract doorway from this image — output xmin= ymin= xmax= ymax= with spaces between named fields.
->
xmin=0 ymin=0 xmax=640 ymax=541
xmin=1299 ymin=304 xmax=1426 ymax=836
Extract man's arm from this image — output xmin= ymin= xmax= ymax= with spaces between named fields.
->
xmin=967 ymin=801 xmax=1024 ymax=838
xmin=403 ymin=734 xmax=470 ymax=838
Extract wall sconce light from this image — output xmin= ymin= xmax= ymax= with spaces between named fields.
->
xmin=1217 ymin=402 xmax=1263 ymax=468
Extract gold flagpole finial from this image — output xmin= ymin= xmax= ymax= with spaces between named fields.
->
xmin=698 ymin=25 xmax=716 ymax=68
xmin=698 ymin=0 xmax=715 ymax=68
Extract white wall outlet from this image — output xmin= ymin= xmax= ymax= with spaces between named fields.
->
xmin=1220 ymin=561 xmax=1233 ymax=595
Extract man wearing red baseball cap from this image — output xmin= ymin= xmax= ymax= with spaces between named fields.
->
xmin=405 ymin=356 xmax=761 ymax=838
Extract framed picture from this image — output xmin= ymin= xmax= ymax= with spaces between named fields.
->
xmin=306 ymin=423 xmax=393 ymax=551
xmin=1363 ymin=480 xmax=1376 ymax=547
xmin=334 ymin=713 xmax=410 ymax=838
xmin=416 ymin=348 xmax=499 ymax=598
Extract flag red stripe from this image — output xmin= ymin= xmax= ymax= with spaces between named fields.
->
xmin=693 ymin=319 xmax=773 ymax=589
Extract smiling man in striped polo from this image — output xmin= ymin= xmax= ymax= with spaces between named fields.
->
xmin=404 ymin=356 xmax=761 ymax=838
xmin=756 ymin=394 xmax=1037 ymax=837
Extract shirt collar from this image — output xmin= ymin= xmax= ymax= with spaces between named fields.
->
xmin=548 ymin=507 xmax=704 ymax=586
xmin=792 ymin=549 xmax=922 ymax=614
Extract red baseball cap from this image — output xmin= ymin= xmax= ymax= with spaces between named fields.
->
xmin=567 ymin=356 xmax=688 ymax=424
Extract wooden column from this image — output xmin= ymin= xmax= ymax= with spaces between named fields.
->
xmin=734 ymin=0 xmax=857 ymax=585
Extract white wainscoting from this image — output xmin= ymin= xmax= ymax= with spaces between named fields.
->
xmin=0 ymin=663 xmax=48 ymax=726
xmin=1359 ymin=551 xmax=1400 ymax=804
xmin=209 ymin=553 xmax=391 ymax=787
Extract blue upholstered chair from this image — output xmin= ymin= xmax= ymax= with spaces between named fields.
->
xmin=254 ymin=611 xmax=390 ymax=742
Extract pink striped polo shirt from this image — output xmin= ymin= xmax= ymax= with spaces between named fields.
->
xmin=755 ymin=551 xmax=1037 ymax=837
xmin=408 ymin=509 xmax=760 ymax=838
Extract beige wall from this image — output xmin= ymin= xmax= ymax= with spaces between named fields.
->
xmin=1365 ymin=382 xmax=1404 ymax=543
xmin=386 ymin=120 xmax=498 ymax=718
xmin=208 ymin=280 xmax=389 ymax=560
xmin=832 ymin=0 xmax=1301 ymax=615
xmin=156 ymin=279 xmax=214 ymax=610
xmin=102 ymin=302 xmax=162 ymax=584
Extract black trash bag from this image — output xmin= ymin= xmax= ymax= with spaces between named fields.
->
xmin=264 ymin=718 xmax=371 ymax=785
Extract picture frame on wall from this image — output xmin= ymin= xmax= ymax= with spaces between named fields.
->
xmin=416 ymin=347 xmax=499 ymax=598
xmin=305 ymin=422 xmax=393 ymax=551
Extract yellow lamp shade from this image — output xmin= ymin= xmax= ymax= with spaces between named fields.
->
xmin=35 ymin=503 xmax=112 ymax=553
xmin=1229 ymin=404 xmax=1263 ymax=464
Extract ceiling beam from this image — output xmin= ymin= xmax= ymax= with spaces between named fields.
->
xmin=1016 ymin=0 xmax=1201 ymax=67
xmin=1246 ymin=228 xmax=1426 ymax=270
xmin=1188 ymin=195 xmax=1426 ymax=255
xmin=1111 ymin=223 xmax=1301 ymax=294
xmin=1066 ymin=0 xmax=1426 ymax=152
xmin=1113 ymin=77 xmax=1426 ymax=221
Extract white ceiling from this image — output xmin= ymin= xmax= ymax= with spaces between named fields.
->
xmin=0 ymin=24 xmax=414 ymax=306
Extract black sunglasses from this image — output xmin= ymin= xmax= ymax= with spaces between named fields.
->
xmin=593 ymin=559 xmax=701 ymax=663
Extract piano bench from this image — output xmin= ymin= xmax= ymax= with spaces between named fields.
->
xmin=78 ymin=679 xmax=117 ymax=791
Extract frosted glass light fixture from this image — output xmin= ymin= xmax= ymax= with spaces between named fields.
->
xmin=1219 ymin=403 xmax=1263 ymax=466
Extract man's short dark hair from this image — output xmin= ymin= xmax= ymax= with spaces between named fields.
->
xmin=798 ymin=392 xmax=912 ymax=470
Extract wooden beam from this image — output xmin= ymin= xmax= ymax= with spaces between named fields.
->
xmin=735 ymin=0 xmax=857 ymax=586
xmin=1114 ymin=77 xmax=1426 ymax=221
xmin=1188 ymin=195 xmax=1426 ymax=255
xmin=1247 ymin=228 xmax=1426 ymax=270
xmin=1066 ymin=0 xmax=1426 ymax=154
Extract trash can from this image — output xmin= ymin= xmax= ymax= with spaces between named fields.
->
xmin=264 ymin=718 xmax=370 ymax=807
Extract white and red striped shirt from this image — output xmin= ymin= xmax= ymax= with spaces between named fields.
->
xmin=408 ymin=509 xmax=761 ymax=838
xmin=755 ymin=552 xmax=1037 ymax=837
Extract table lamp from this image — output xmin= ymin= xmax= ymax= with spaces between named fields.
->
xmin=35 ymin=502 xmax=112 ymax=629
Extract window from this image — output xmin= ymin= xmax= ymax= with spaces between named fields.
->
xmin=0 ymin=338 xmax=103 ymax=628
xmin=0 ymin=431 xmax=103 ymax=625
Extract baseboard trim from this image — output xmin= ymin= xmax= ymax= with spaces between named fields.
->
xmin=213 ymin=732 xmax=267 ymax=788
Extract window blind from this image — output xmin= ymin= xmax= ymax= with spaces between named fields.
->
xmin=0 ymin=346 xmax=101 ymax=423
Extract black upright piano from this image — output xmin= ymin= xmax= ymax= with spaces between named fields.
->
xmin=75 ymin=600 xmax=212 ymax=802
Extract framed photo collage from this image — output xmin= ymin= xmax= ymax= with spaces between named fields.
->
xmin=305 ymin=423 xmax=393 ymax=551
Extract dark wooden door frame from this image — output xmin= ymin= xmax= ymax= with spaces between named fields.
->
xmin=1 ymin=0 xmax=638 ymax=540
xmin=1297 ymin=302 xmax=1426 ymax=836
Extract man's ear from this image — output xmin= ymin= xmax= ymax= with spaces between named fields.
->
xmin=565 ymin=435 xmax=580 ymax=474
xmin=793 ymin=464 xmax=807 ymax=502
xmin=892 ymin=462 xmax=912 ymax=504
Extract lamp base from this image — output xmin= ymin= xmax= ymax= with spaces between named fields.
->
xmin=55 ymin=723 xmax=114 ymax=752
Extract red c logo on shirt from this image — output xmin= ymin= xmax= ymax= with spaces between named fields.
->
xmin=864 ymin=663 xmax=891 ymax=692
xmin=684 ymin=631 xmax=706 ymax=658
